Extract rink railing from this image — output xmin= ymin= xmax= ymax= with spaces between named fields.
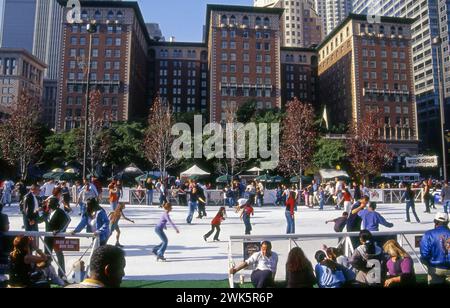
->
xmin=84 ymin=188 xmax=436 ymax=206
xmin=227 ymin=230 xmax=427 ymax=288
xmin=1 ymin=231 xmax=99 ymax=284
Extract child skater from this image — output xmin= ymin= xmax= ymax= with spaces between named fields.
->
xmin=153 ymin=202 xmax=180 ymax=261
xmin=203 ymin=207 xmax=227 ymax=242
xmin=241 ymin=196 xmax=255 ymax=235
xmin=108 ymin=202 xmax=135 ymax=248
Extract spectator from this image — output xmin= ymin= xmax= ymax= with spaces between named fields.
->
xmin=420 ymin=213 xmax=450 ymax=285
xmin=0 ymin=211 xmax=12 ymax=287
xmin=383 ymin=240 xmax=416 ymax=287
xmin=71 ymin=198 xmax=110 ymax=246
xmin=23 ymin=184 xmax=41 ymax=232
xmin=318 ymin=185 xmax=325 ymax=211
xmin=145 ymin=178 xmax=155 ymax=206
xmin=1 ymin=179 xmax=14 ymax=207
xmin=354 ymin=202 xmax=394 ymax=232
xmin=349 ymin=230 xmax=385 ymax=286
xmin=66 ymin=245 xmax=125 ymax=288
xmin=8 ymin=236 xmax=64 ymax=288
xmin=314 ymin=250 xmax=351 ymax=288
xmin=286 ymin=247 xmax=316 ymax=288
xmin=91 ymin=176 xmax=103 ymax=202
xmin=325 ymin=246 xmax=354 ymax=274
xmin=229 ymin=241 xmax=278 ymax=288
xmin=441 ymin=182 xmax=450 ymax=214
xmin=43 ymin=187 xmax=71 ymax=278
xmin=77 ymin=182 xmax=97 ymax=216
xmin=41 ymin=179 xmax=56 ymax=200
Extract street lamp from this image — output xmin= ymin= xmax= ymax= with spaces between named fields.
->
xmin=82 ymin=21 xmax=98 ymax=180
xmin=432 ymin=36 xmax=448 ymax=182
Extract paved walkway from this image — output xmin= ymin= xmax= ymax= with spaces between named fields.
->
xmin=3 ymin=201 xmax=440 ymax=281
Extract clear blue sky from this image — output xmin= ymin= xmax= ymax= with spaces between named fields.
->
xmin=138 ymin=0 xmax=253 ymax=42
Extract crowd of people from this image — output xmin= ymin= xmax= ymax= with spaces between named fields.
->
xmin=0 ymin=175 xmax=449 ymax=288
xmin=230 ymin=212 xmax=449 ymax=288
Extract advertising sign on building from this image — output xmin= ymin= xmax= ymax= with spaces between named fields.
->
xmin=405 ymin=156 xmax=438 ymax=168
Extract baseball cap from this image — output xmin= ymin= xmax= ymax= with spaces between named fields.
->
xmin=434 ymin=213 xmax=449 ymax=223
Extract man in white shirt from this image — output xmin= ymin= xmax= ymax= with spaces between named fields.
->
xmin=229 ymin=241 xmax=278 ymax=288
xmin=41 ymin=179 xmax=56 ymax=198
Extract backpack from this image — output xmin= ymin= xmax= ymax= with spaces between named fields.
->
xmin=355 ymin=246 xmax=383 ymax=285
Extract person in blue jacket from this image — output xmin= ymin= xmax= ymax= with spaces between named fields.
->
xmin=71 ymin=198 xmax=110 ymax=246
xmin=420 ymin=212 xmax=450 ymax=285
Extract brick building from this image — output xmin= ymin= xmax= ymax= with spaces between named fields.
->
xmin=206 ymin=4 xmax=285 ymax=123
xmin=0 ymin=48 xmax=46 ymax=119
xmin=56 ymin=0 xmax=150 ymax=131
xmin=148 ymin=42 xmax=208 ymax=113
xmin=318 ymin=14 xmax=419 ymax=156
xmin=280 ymin=47 xmax=318 ymax=105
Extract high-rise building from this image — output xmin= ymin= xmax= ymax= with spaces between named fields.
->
xmin=56 ymin=0 xmax=150 ymax=131
xmin=148 ymin=42 xmax=208 ymax=113
xmin=317 ymin=14 xmax=419 ymax=156
xmin=314 ymin=0 xmax=352 ymax=35
xmin=254 ymin=0 xmax=323 ymax=48
xmin=0 ymin=0 xmax=36 ymax=52
xmin=0 ymin=48 xmax=46 ymax=119
xmin=206 ymin=4 xmax=284 ymax=123
xmin=352 ymin=0 xmax=450 ymax=171
xmin=280 ymin=47 xmax=318 ymax=105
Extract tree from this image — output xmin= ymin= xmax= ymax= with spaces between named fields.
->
xmin=86 ymin=89 xmax=109 ymax=176
xmin=236 ymin=99 xmax=256 ymax=123
xmin=313 ymin=138 xmax=347 ymax=169
xmin=278 ymin=98 xmax=317 ymax=189
xmin=347 ymin=110 xmax=393 ymax=182
xmin=144 ymin=96 xmax=177 ymax=178
xmin=0 ymin=91 xmax=42 ymax=180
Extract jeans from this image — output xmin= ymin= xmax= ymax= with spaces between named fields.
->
xmin=424 ymin=194 xmax=431 ymax=212
xmin=285 ymin=211 xmax=295 ymax=234
xmin=153 ymin=226 xmax=168 ymax=258
xmin=159 ymin=193 xmax=166 ymax=206
xmin=204 ymin=225 xmax=221 ymax=241
xmin=243 ymin=213 xmax=252 ymax=235
xmin=319 ymin=199 xmax=324 ymax=210
xmin=79 ymin=202 xmax=86 ymax=216
xmin=427 ymin=267 xmax=450 ymax=285
xmin=406 ymin=201 xmax=420 ymax=222
xmin=227 ymin=197 xmax=235 ymax=208
xmin=251 ymin=270 xmax=274 ymax=288
xmin=187 ymin=201 xmax=198 ymax=224
xmin=444 ymin=201 xmax=450 ymax=214
xmin=146 ymin=190 xmax=154 ymax=206
xmin=198 ymin=202 xmax=207 ymax=218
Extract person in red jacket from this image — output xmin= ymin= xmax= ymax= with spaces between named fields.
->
xmin=203 ymin=207 xmax=226 ymax=242
xmin=286 ymin=191 xmax=296 ymax=234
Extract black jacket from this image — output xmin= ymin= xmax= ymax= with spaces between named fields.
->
xmin=24 ymin=192 xmax=39 ymax=220
xmin=46 ymin=208 xmax=70 ymax=233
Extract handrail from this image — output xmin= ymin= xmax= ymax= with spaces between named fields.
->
xmin=3 ymin=231 xmax=96 ymax=238
xmin=229 ymin=229 xmax=425 ymax=241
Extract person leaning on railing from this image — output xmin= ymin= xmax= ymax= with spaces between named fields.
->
xmin=229 ymin=241 xmax=278 ymax=288
xmin=420 ymin=213 xmax=450 ymax=285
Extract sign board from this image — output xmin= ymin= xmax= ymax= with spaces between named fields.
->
xmin=368 ymin=189 xmax=384 ymax=202
xmin=415 ymin=236 xmax=423 ymax=248
xmin=405 ymin=156 xmax=438 ymax=168
xmin=53 ymin=238 xmax=80 ymax=252
xmin=243 ymin=242 xmax=261 ymax=261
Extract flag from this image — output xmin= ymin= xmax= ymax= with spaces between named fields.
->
xmin=322 ymin=106 xmax=329 ymax=130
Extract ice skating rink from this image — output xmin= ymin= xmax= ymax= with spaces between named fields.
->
xmin=4 ymin=202 xmax=440 ymax=281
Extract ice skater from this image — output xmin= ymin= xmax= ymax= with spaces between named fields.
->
xmin=153 ymin=202 xmax=179 ymax=261
xmin=109 ymin=202 xmax=135 ymax=248
xmin=203 ymin=207 xmax=226 ymax=242
xmin=240 ymin=196 xmax=255 ymax=235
